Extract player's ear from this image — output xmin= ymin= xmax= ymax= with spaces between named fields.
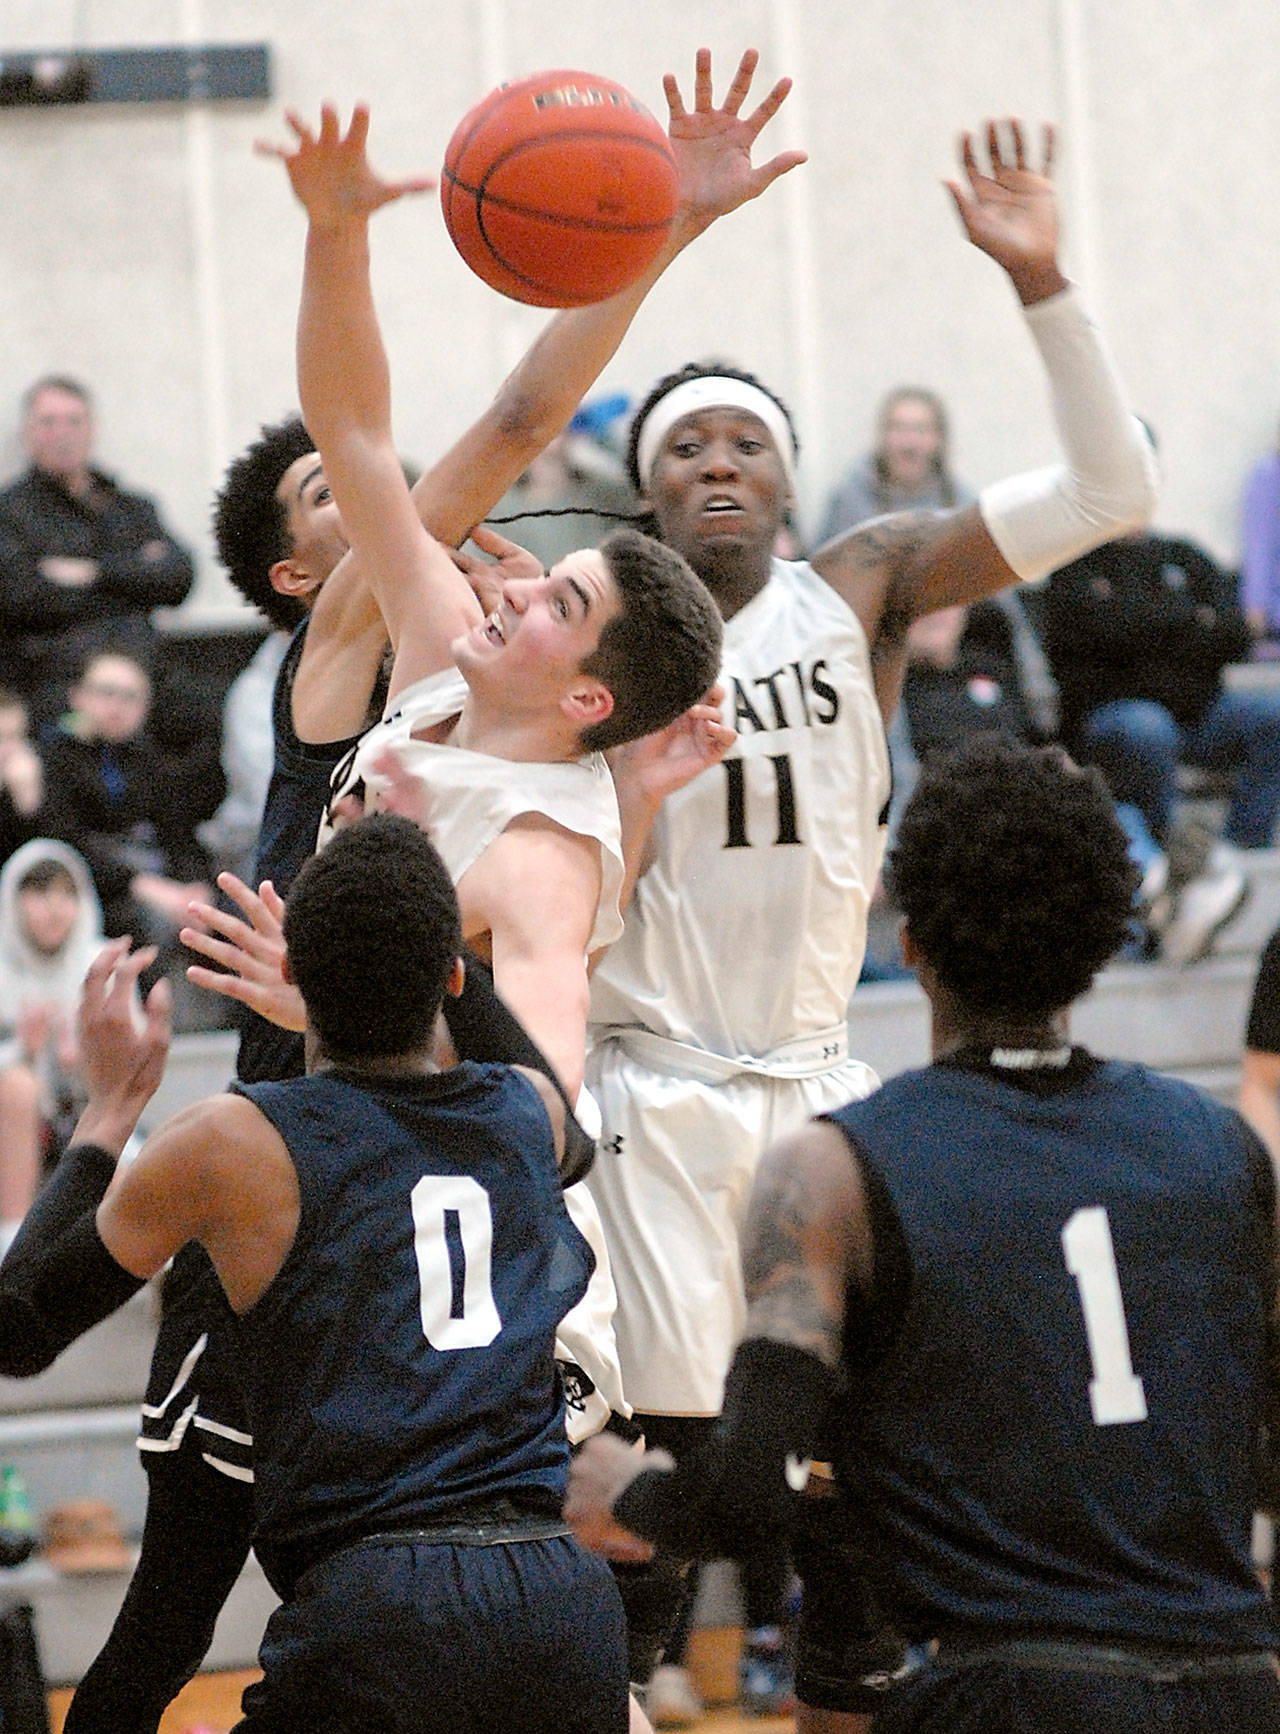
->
xmin=561 ymin=679 xmax=614 ymax=730
xmin=269 ymin=558 xmax=322 ymax=602
xmin=445 ymin=956 xmax=465 ymax=999
xmin=281 ymin=949 xmax=295 ymax=985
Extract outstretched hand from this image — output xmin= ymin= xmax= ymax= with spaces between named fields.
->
xmin=256 ymin=103 xmax=436 ymax=227
xmin=945 ymin=120 xmax=1064 ymax=303
xmin=609 ymin=684 xmax=735 ymax=809
xmin=180 ymin=875 xmax=305 ymax=1032
xmin=454 ymin=524 xmax=542 ymax=616
xmin=565 ymin=1433 xmax=671 ymax=1563
xmin=75 ymin=940 xmax=171 ymax=1153
xmin=664 ymin=47 xmax=807 ymax=234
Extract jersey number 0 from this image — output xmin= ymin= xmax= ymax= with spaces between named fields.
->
xmin=412 ymin=1175 xmax=502 ymax=1349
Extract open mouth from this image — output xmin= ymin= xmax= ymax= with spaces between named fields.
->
xmin=701 ymin=495 xmax=744 ymax=517
xmin=482 ymin=611 xmax=506 ymax=645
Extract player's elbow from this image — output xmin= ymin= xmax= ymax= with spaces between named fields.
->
xmin=0 ymin=1299 xmax=59 ymax=1377
xmin=1085 ymin=416 xmax=1160 ymax=535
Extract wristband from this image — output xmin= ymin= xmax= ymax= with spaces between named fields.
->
xmin=614 ymin=1337 xmax=836 ymax=1560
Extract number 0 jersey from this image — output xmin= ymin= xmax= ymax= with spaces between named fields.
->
xmin=232 ymin=1063 xmax=592 ymax=1596
xmin=826 ymin=1050 xmax=1278 ymax=1652
xmin=589 ymin=558 xmax=890 ymax=1059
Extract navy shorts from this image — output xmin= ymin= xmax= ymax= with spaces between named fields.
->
xmin=232 ymin=1531 xmax=629 ymax=1733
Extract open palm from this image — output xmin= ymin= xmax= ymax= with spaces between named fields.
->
xmin=946 ymin=120 xmax=1058 ymax=276
xmin=664 ymin=47 xmax=807 ymax=228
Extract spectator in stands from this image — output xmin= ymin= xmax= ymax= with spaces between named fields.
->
xmin=1241 ymin=425 xmax=1280 ymax=651
xmin=0 ymin=687 xmax=43 ymax=867
xmin=37 ymin=647 xmax=215 ymax=981
xmin=0 ymin=839 xmax=107 ymax=1253
xmin=865 ymin=599 xmax=1048 ymax=984
xmin=1240 ymin=921 xmax=1280 ymax=1157
xmin=487 ymin=395 xmax=641 ymax=570
xmin=1044 ymin=521 xmax=1279 ymax=964
xmin=819 ymin=383 xmax=1058 ymax=737
xmin=819 ymin=385 xmax=969 ymax=539
xmin=0 ymin=376 xmax=195 ymax=723
xmin=196 ymin=626 xmax=292 ymax=881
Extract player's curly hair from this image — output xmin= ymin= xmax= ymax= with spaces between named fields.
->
xmin=212 ymin=417 xmax=317 ymax=630
xmin=284 ymin=814 xmax=462 ymax=1059
xmin=625 ymin=360 xmax=801 ymax=503
xmin=888 ymin=736 xmax=1137 ymax=1022
xmin=578 ymin=527 xmax=722 ymax=751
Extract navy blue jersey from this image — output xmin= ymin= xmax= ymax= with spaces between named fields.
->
xmin=825 ymin=1050 xmax=1277 ymax=1651
xmin=236 ymin=619 xmax=380 ymax=1086
xmin=233 ymin=1063 xmax=591 ymax=1594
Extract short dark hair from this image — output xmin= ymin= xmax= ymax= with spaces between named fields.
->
xmin=17 ymin=859 xmax=78 ymax=897
xmin=212 ymin=417 xmax=316 ymax=629
xmin=625 ymin=359 xmax=801 ymax=497
xmin=283 ymin=815 xmax=462 ymax=1059
xmin=23 ymin=375 xmax=92 ymax=415
xmin=578 ymin=527 xmax=722 ymax=751
xmin=889 ymin=736 xmax=1137 ymax=1022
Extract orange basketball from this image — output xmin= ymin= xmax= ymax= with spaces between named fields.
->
xmin=440 ymin=69 xmax=679 ymax=308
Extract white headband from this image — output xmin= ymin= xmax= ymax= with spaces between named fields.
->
xmin=634 ymin=376 xmax=797 ymax=498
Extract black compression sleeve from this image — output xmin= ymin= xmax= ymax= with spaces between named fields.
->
xmin=442 ymin=949 xmax=597 ymax=1183
xmin=613 ymin=1337 xmax=837 ymax=1561
xmin=0 ymin=1144 xmax=145 ymax=1376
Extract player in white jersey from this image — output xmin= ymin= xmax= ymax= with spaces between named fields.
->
xmin=585 ymin=120 xmax=1160 ymax=1729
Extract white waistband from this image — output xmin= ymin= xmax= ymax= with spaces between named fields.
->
xmin=604 ymin=1022 xmax=855 ymax=1083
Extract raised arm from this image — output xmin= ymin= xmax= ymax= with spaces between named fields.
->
xmin=813 ymin=120 xmax=1158 ymax=724
xmin=262 ymin=104 xmax=479 ymax=688
xmin=282 ymin=49 xmax=806 ymax=712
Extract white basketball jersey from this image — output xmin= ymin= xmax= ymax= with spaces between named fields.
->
xmin=589 ymin=558 xmax=891 ymax=1057
xmin=322 ymin=668 xmax=625 ymax=955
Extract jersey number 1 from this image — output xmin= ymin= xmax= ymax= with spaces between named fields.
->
xmin=1061 ymin=1206 xmax=1147 ymax=1425
xmin=412 ymin=1175 xmax=501 ymax=1349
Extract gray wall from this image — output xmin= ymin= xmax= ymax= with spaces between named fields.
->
xmin=3 ymin=0 xmax=1278 ymax=620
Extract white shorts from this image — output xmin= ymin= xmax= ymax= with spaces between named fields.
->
xmin=583 ymin=1035 xmax=878 ymax=1416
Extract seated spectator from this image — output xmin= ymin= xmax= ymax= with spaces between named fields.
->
xmin=196 ymin=626 xmax=290 ymax=881
xmin=487 ymin=395 xmax=641 ymax=569
xmin=865 ymin=600 xmax=1045 ymax=983
xmin=37 ymin=648 xmax=217 ymax=1019
xmin=0 ymin=687 xmax=43 ymax=867
xmin=1044 ymin=524 xmax=1276 ymax=964
xmin=0 ymin=839 xmax=108 ymax=1251
xmin=819 ymin=385 xmax=1058 ymax=732
xmin=0 ymin=375 xmax=195 ymax=723
xmin=1241 ymin=921 xmax=1280 ymax=1157
xmin=1240 ymin=424 xmax=1280 ymax=649
xmin=818 ymin=385 xmax=972 ymax=542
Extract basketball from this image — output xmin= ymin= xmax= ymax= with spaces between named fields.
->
xmin=440 ymin=69 xmax=679 ymax=308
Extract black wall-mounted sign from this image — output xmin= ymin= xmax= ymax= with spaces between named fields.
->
xmin=0 ymin=44 xmax=271 ymax=108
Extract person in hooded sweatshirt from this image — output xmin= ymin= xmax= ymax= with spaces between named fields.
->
xmin=0 ymin=837 xmax=109 ymax=1251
